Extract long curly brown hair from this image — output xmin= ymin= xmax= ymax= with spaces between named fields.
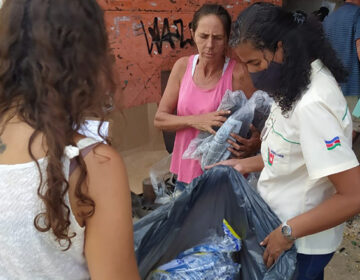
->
xmin=0 ymin=0 xmax=115 ymax=249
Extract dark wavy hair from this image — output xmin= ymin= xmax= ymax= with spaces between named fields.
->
xmin=229 ymin=2 xmax=347 ymax=113
xmin=191 ymin=4 xmax=232 ymax=40
xmin=0 ymin=0 xmax=114 ymax=249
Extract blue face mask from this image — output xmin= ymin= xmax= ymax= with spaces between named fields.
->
xmin=249 ymin=61 xmax=283 ymax=93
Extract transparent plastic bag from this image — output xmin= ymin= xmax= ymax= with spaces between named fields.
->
xmin=147 ymin=220 xmax=241 ymax=280
xmin=149 ymin=155 xmax=175 ymax=205
xmin=183 ymin=90 xmax=272 ymax=169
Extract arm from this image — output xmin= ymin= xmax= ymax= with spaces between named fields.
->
xmin=356 ymin=38 xmax=360 ymax=62
xmin=205 ymin=154 xmax=264 ymax=174
xmin=261 ymin=166 xmax=360 ymax=267
xmin=230 ymin=62 xmax=260 ymax=157
xmin=154 ymin=57 xmax=230 ymax=134
xmin=81 ymin=145 xmax=140 ymax=280
xmin=154 ymin=57 xmax=189 ymax=131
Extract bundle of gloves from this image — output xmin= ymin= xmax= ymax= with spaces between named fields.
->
xmin=183 ymin=90 xmax=273 ymax=169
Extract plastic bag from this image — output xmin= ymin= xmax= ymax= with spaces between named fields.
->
xmin=148 ymin=155 xmax=176 ymax=204
xmin=147 ymin=220 xmax=241 ymax=280
xmin=134 ymin=166 xmax=297 ymax=280
xmin=183 ymin=90 xmax=272 ymax=169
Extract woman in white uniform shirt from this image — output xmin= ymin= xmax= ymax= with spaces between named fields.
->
xmin=209 ymin=3 xmax=360 ymax=280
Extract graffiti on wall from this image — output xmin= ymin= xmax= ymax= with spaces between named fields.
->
xmin=141 ymin=17 xmax=193 ymax=55
xmin=100 ymin=0 xmax=282 ymax=108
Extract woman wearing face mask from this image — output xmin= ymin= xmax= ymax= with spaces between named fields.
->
xmin=154 ymin=4 xmax=259 ymax=188
xmin=208 ymin=3 xmax=360 ymax=279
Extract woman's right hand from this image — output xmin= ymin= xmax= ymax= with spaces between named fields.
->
xmin=205 ymin=158 xmax=246 ymax=174
xmin=205 ymin=154 xmax=264 ymax=175
xmin=190 ymin=110 xmax=231 ymax=134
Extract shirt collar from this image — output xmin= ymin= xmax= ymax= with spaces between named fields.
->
xmin=311 ymin=59 xmax=324 ymax=76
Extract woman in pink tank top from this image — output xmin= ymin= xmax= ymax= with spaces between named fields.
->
xmin=154 ymin=4 xmax=258 ymax=186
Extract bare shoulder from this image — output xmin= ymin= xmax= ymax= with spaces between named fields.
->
xmin=172 ymin=56 xmax=189 ymax=78
xmin=80 ymin=144 xmax=139 ymax=279
xmin=83 ymin=144 xmax=128 ymax=196
xmin=175 ymin=56 xmax=189 ymax=69
xmin=84 ymin=144 xmax=125 ymax=171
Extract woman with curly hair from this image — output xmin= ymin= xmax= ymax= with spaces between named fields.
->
xmin=0 ymin=0 xmax=140 ymax=279
xmin=209 ymin=3 xmax=360 ymax=279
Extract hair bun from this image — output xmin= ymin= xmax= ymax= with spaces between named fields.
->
xmin=292 ymin=10 xmax=307 ymax=25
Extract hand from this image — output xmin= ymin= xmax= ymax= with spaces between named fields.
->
xmin=205 ymin=158 xmax=246 ymax=174
xmin=260 ymin=227 xmax=294 ymax=268
xmin=353 ymin=130 xmax=359 ymax=144
xmin=190 ymin=110 xmax=230 ymax=135
xmin=227 ymin=125 xmax=261 ymax=158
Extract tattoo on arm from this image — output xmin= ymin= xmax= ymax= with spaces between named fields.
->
xmin=0 ymin=138 xmax=6 ymax=154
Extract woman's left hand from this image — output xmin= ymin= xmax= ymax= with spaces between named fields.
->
xmin=260 ymin=227 xmax=295 ymax=268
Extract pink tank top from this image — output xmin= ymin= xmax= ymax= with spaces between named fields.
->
xmin=170 ymin=55 xmax=236 ymax=183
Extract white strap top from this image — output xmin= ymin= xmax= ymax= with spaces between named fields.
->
xmin=191 ymin=54 xmax=230 ymax=77
xmin=0 ymin=137 xmax=99 ymax=280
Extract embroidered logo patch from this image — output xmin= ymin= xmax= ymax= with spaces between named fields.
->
xmin=267 ymin=148 xmax=284 ymax=166
xmin=325 ymin=136 xmax=341 ymax=151
xmin=268 ymin=148 xmax=274 ymax=166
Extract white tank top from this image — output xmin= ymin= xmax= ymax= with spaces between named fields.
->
xmin=0 ymin=137 xmax=99 ymax=280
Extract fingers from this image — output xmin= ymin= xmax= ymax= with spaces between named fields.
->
xmin=264 ymin=249 xmax=280 ymax=268
xmin=227 ymin=140 xmax=249 ymax=159
xmin=262 ymin=247 xmax=275 ymax=268
xmin=215 ymin=116 xmax=228 ymax=122
xmin=262 ymin=247 xmax=269 ymax=266
xmin=217 ymin=110 xmax=231 ymax=116
xmin=227 ymin=139 xmax=246 ymax=151
xmin=204 ymin=163 xmax=217 ymax=170
xmin=250 ymin=124 xmax=259 ymax=134
xmin=260 ymin=235 xmax=269 ymax=246
xmin=212 ymin=121 xmax=225 ymax=128
xmin=266 ymin=255 xmax=275 ymax=268
xmin=228 ymin=147 xmax=243 ymax=158
xmin=208 ymin=128 xmax=217 ymax=135
xmin=249 ymin=125 xmax=261 ymax=139
xmin=204 ymin=159 xmax=235 ymax=170
xmin=230 ymin=133 xmax=248 ymax=144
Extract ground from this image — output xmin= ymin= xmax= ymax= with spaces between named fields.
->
xmin=325 ymin=216 xmax=360 ymax=279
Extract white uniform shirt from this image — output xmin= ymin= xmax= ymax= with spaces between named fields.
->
xmin=257 ymin=59 xmax=359 ymax=255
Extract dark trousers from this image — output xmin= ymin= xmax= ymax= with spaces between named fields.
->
xmin=296 ymin=252 xmax=334 ymax=280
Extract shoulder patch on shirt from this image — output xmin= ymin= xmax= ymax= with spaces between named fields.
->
xmin=325 ymin=136 xmax=341 ymax=150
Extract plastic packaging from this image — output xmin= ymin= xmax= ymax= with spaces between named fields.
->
xmin=147 ymin=220 xmax=241 ymax=280
xmin=148 ymin=155 xmax=176 ymax=204
xmin=183 ymin=90 xmax=272 ymax=169
xmin=134 ymin=166 xmax=297 ymax=280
